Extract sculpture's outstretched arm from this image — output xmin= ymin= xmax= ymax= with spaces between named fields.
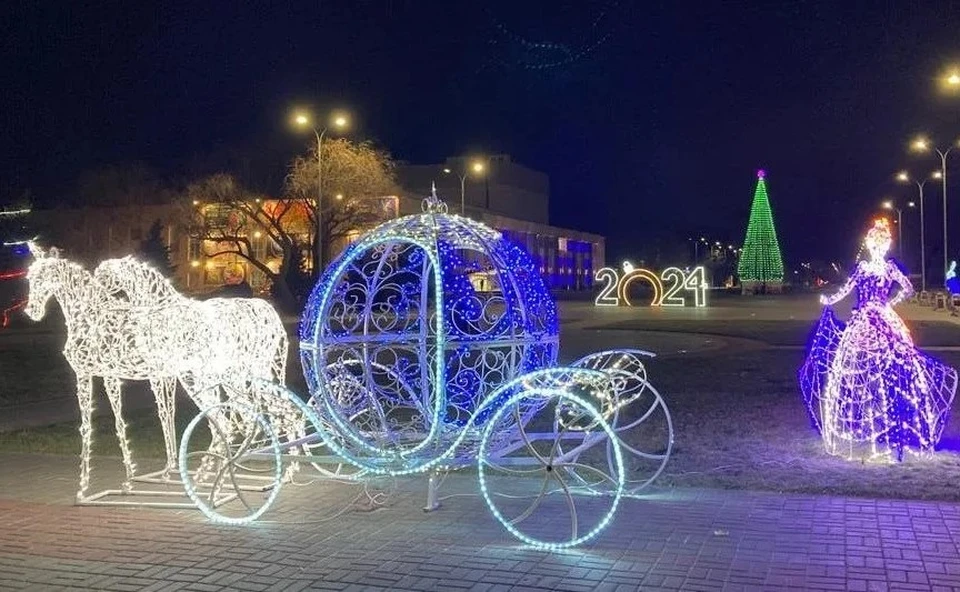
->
xmin=820 ymin=267 xmax=858 ymax=306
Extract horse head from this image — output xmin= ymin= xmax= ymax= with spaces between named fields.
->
xmin=94 ymin=256 xmax=141 ymax=302
xmin=94 ymin=256 xmax=180 ymax=306
xmin=24 ymin=243 xmax=65 ymax=321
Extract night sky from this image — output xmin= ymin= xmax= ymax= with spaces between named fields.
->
xmin=2 ymin=1 xmax=959 ymax=267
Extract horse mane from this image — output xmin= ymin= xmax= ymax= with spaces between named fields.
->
xmin=95 ymin=256 xmax=182 ymax=305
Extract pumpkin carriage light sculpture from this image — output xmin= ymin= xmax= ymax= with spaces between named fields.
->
xmin=27 ymin=188 xmax=672 ymax=549
xmin=176 ymin=189 xmax=674 ymax=548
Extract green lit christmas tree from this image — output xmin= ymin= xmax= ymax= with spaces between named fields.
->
xmin=738 ymin=169 xmax=785 ymax=294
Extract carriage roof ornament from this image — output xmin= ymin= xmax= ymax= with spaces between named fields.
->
xmin=421 ymin=182 xmax=449 ymax=215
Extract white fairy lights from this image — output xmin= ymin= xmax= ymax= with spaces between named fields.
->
xmin=24 ymin=246 xmax=291 ymax=500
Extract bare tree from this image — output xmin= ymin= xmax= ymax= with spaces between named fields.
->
xmin=186 ymin=174 xmax=305 ymax=307
xmin=284 ymin=138 xmax=399 ymax=267
xmin=187 ymin=139 xmax=397 ymax=307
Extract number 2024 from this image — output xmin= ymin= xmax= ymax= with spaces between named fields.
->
xmin=594 ymin=266 xmax=707 ymax=307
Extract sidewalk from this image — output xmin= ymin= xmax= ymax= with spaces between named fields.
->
xmin=1 ymin=453 xmax=960 ymax=591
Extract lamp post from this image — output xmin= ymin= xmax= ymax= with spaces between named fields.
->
xmin=293 ymin=110 xmax=349 ymax=272
xmin=443 ymin=160 xmax=486 ymax=216
xmin=688 ymin=236 xmax=708 ymax=264
xmin=897 ymin=170 xmax=940 ymax=292
xmin=882 ymin=200 xmax=905 ymax=258
xmin=909 ymin=136 xmax=957 ymax=279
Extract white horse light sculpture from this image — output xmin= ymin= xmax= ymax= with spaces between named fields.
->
xmin=25 ymin=246 xmax=296 ymax=503
xmin=93 ymin=257 xmax=303 ymax=469
xmin=93 ymin=257 xmax=288 ymax=394
xmin=24 ymin=244 xmax=172 ymax=499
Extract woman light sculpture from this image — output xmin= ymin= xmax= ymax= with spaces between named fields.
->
xmin=299 ymin=188 xmax=560 ymax=473
xmin=800 ymin=218 xmax=957 ymax=461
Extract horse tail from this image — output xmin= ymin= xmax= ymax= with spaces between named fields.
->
xmin=273 ymin=324 xmax=289 ymax=386
xmin=254 ymin=299 xmax=288 ymax=386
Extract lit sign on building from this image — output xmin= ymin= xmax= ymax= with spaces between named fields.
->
xmin=595 ymin=262 xmax=707 ymax=307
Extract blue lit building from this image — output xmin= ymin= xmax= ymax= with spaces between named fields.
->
xmin=396 ymin=155 xmax=605 ymax=290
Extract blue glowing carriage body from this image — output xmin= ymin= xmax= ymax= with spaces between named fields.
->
xmin=178 ymin=193 xmax=673 ymax=548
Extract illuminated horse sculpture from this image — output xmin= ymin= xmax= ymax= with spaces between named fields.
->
xmin=93 ymin=257 xmax=301 ymax=463
xmin=23 ymin=245 xmax=180 ymax=500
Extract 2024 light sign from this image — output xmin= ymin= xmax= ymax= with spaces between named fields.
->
xmin=594 ymin=263 xmax=708 ymax=307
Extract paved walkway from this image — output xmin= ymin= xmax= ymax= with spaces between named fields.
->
xmin=1 ymin=453 xmax=960 ymax=591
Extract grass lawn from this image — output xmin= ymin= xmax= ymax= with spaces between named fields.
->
xmin=652 ymin=348 xmax=960 ymax=501
xmin=4 ymin=321 xmax=960 ymax=502
xmin=0 ymin=405 xmax=185 ymax=458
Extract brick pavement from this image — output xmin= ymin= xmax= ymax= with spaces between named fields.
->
xmin=1 ymin=454 xmax=960 ymax=591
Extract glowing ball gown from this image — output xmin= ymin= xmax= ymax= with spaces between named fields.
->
xmin=799 ymin=219 xmax=957 ymax=461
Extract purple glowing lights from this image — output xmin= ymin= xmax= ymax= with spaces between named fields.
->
xmin=799 ymin=219 xmax=957 ymax=461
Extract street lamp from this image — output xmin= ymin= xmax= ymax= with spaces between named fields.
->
xmin=293 ymin=110 xmax=350 ymax=271
xmin=443 ymin=159 xmax=486 ymax=216
xmin=941 ymin=66 xmax=960 ymax=93
xmin=909 ymin=135 xmax=958 ymax=279
xmin=882 ymin=200 xmax=904 ymax=259
xmin=897 ymin=170 xmax=941 ymax=291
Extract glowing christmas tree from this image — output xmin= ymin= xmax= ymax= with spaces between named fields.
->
xmin=738 ymin=169 xmax=785 ymax=294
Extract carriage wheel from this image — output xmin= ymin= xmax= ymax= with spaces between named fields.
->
xmin=555 ymin=377 xmax=673 ymax=496
xmin=477 ymin=388 xmax=624 ymax=549
xmin=304 ymin=391 xmax=368 ymax=479
xmin=179 ymin=402 xmax=282 ymax=525
xmin=570 ymin=350 xmax=673 ymax=495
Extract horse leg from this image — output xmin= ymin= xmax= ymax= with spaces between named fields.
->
xmin=150 ymin=377 xmax=178 ymax=478
xmin=104 ymin=377 xmax=136 ymax=492
xmin=76 ymin=374 xmax=94 ymax=502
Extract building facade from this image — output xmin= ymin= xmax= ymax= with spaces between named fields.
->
xmin=28 ymin=155 xmax=603 ymax=294
xmin=396 ymin=155 xmax=604 ymax=290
